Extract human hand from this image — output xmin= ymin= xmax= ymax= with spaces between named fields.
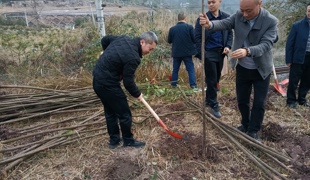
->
xmin=222 ymin=47 xmax=230 ymax=55
xmin=137 ymin=93 xmax=143 ymax=101
xmin=286 ymin=63 xmax=291 ymax=67
xmin=199 ymin=13 xmax=210 ymax=28
xmin=230 ymin=48 xmax=247 ymax=59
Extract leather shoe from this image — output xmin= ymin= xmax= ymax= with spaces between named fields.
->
xmin=299 ymin=102 xmax=310 ymax=107
xmin=210 ymin=107 xmax=222 ymax=118
xmin=109 ymin=142 xmax=120 ymax=149
xmin=286 ymin=103 xmax=297 ymax=109
xmin=246 ymin=132 xmax=262 ymax=143
xmin=123 ymin=140 xmax=145 ymax=148
xmin=109 ymin=138 xmax=122 ymax=149
xmin=237 ymin=125 xmax=247 ymax=133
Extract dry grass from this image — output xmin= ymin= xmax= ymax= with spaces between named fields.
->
xmin=0 ymin=71 xmax=309 ymax=180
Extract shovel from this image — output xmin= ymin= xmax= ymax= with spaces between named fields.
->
xmin=272 ymin=64 xmax=287 ymax=97
xmin=279 ymin=78 xmax=289 ymax=86
xmin=140 ymin=97 xmax=183 ymax=139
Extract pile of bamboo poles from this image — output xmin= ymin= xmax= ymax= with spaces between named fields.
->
xmin=178 ymin=87 xmax=294 ymax=180
xmin=0 ymin=85 xmax=104 ymax=177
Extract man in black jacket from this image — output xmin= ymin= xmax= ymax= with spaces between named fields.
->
xmin=195 ymin=0 xmax=233 ymax=118
xmin=93 ymin=31 xmax=158 ymax=149
xmin=168 ymin=12 xmax=198 ymax=90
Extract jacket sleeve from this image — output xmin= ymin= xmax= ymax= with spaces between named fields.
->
xmin=285 ymin=24 xmax=297 ymax=64
xmin=194 ymin=17 xmax=202 ymax=60
xmin=190 ymin=25 xmax=196 ymax=43
xmin=101 ymin=35 xmax=118 ymax=50
xmin=122 ymin=59 xmax=141 ymax=98
xmin=167 ymin=28 xmax=173 ymax=44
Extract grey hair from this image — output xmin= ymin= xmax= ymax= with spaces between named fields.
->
xmin=140 ymin=31 xmax=158 ymax=45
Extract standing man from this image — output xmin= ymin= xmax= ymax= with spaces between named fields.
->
xmin=168 ymin=12 xmax=198 ymax=90
xmin=285 ymin=3 xmax=310 ymax=109
xmin=93 ymin=31 xmax=158 ymax=149
xmin=195 ymin=0 xmax=233 ymax=118
xmin=199 ymin=0 xmax=278 ymax=142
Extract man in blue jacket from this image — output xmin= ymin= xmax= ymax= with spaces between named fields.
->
xmin=195 ymin=0 xmax=233 ymax=118
xmin=93 ymin=31 xmax=158 ymax=149
xmin=285 ymin=3 xmax=310 ymax=108
xmin=168 ymin=12 xmax=198 ymax=90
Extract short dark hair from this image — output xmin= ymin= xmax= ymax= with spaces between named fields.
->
xmin=308 ymin=2 xmax=310 ymax=7
xmin=140 ymin=31 xmax=158 ymax=45
xmin=178 ymin=12 xmax=186 ymax=21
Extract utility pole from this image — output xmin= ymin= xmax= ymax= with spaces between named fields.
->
xmin=24 ymin=11 xmax=29 ymax=27
xmin=95 ymin=0 xmax=106 ymax=37
xmin=89 ymin=2 xmax=96 ymax=26
xmin=23 ymin=2 xmax=28 ymax=27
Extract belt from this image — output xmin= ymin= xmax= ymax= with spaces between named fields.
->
xmin=306 ymin=51 xmax=310 ymax=54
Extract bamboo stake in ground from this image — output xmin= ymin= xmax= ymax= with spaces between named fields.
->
xmin=201 ymin=0 xmax=207 ymax=158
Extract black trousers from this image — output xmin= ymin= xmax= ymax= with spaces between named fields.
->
xmin=205 ymin=50 xmax=225 ymax=108
xmin=93 ymin=79 xmax=134 ymax=145
xmin=287 ymin=53 xmax=310 ymax=105
xmin=236 ymin=65 xmax=271 ymax=133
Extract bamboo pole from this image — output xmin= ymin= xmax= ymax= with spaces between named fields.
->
xmin=0 ymin=99 xmax=98 ymax=125
xmin=201 ymin=0 xmax=207 ymax=158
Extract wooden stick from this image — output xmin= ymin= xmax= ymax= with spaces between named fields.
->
xmin=201 ymin=0 xmax=207 ymax=159
xmin=0 ymin=127 xmax=105 ymax=153
xmin=1 ymin=121 xmax=103 ymax=144
xmin=0 ymin=99 xmax=98 ymax=125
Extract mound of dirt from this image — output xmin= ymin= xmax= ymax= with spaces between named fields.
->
xmin=104 ymin=157 xmax=142 ymax=180
xmin=262 ymin=122 xmax=310 ymax=179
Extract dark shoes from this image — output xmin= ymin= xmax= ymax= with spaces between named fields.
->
xmin=206 ymin=103 xmax=222 ymax=118
xmin=237 ymin=126 xmax=261 ymax=143
xmin=109 ymin=142 xmax=121 ymax=149
xmin=246 ymin=132 xmax=262 ymax=143
xmin=299 ymin=102 xmax=310 ymax=107
xmin=286 ymin=103 xmax=297 ymax=109
xmin=210 ymin=107 xmax=222 ymax=118
xmin=287 ymin=102 xmax=310 ymax=108
xmin=237 ymin=125 xmax=247 ymax=133
xmin=123 ymin=140 xmax=145 ymax=148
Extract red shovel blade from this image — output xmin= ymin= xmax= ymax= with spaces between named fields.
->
xmin=279 ymin=78 xmax=289 ymax=85
xmin=273 ymin=79 xmax=287 ymax=97
xmin=158 ymin=119 xmax=182 ymax=139
xmin=140 ymin=97 xmax=183 ymax=139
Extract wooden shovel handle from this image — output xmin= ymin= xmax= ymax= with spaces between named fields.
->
xmin=140 ymin=97 xmax=161 ymax=122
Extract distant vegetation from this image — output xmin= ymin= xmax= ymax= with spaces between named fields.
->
xmin=0 ymin=0 xmax=309 ymax=84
